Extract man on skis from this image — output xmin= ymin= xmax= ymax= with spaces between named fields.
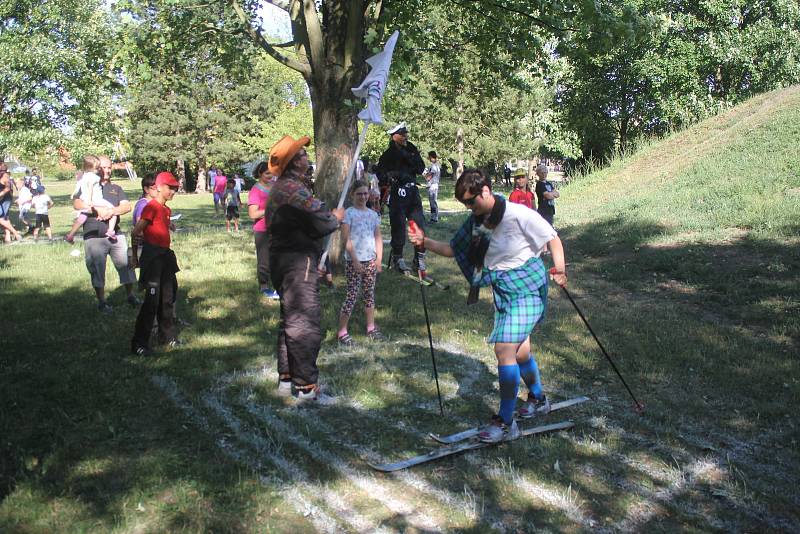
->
xmin=408 ymin=168 xmax=569 ymax=443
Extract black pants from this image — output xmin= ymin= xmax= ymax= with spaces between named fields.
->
xmin=132 ymin=248 xmax=177 ymax=348
xmin=254 ymin=231 xmax=270 ymax=286
xmin=389 ymin=185 xmax=426 ymax=257
xmin=270 ymin=252 xmax=321 ymax=386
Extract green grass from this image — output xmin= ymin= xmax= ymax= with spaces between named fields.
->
xmin=2 ymin=86 xmax=800 ymax=532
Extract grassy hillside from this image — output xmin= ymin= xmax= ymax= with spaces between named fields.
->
xmin=560 ymin=85 xmax=800 ymax=337
xmin=1 ymin=87 xmax=798 ymax=533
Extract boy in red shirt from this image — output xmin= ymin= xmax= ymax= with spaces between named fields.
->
xmin=508 ymin=168 xmax=535 ymax=209
xmin=131 ymin=171 xmax=180 ymax=355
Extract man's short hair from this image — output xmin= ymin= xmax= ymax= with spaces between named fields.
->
xmin=428 ymin=151 xmax=438 ymax=159
xmin=454 ymin=169 xmax=491 ymax=201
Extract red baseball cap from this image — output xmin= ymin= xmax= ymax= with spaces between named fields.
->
xmin=155 ymin=171 xmax=179 ymax=188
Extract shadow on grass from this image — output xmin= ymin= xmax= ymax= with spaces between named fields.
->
xmin=2 ymin=212 xmax=799 ymax=531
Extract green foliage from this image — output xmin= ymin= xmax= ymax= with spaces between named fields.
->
xmin=0 ymin=0 xmax=116 ymax=153
xmin=119 ymin=2 xmax=310 ymax=174
xmin=558 ymin=0 xmax=800 ymax=161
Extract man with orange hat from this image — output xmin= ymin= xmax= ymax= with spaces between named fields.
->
xmin=266 ymin=135 xmax=345 ymax=404
xmin=130 ymin=171 xmax=181 ymax=355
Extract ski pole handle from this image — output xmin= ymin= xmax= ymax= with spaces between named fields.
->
xmin=548 ymin=266 xmax=567 ymax=287
xmin=408 ymin=220 xmax=425 ymax=252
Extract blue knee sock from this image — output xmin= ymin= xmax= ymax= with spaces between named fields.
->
xmin=498 ymin=364 xmax=520 ymax=425
xmin=518 ymin=354 xmax=543 ymax=399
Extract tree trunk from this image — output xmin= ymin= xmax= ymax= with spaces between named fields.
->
xmin=619 ymin=117 xmax=629 ymax=154
xmin=176 ymin=158 xmax=186 ymax=193
xmin=194 ymin=149 xmax=207 ymax=193
xmin=456 ymin=126 xmax=464 ymax=178
xmin=308 ymin=77 xmax=360 ymax=268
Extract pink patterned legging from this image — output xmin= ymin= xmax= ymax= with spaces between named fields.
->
xmin=340 ymin=259 xmax=377 ymax=316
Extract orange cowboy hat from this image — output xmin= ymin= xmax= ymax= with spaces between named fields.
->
xmin=268 ymin=135 xmax=311 ymax=176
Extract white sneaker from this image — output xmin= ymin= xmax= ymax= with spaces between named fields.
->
xmin=517 ymin=394 xmax=551 ymax=419
xmin=277 ymin=380 xmax=292 ymax=397
xmin=293 ymin=384 xmax=336 ymax=406
xmin=477 ymin=415 xmax=520 ymax=443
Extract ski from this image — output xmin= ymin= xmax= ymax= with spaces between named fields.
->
xmin=429 ymin=396 xmax=590 ymax=444
xmin=369 ymin=420 xmax=574 ymax=472
xmin=402 ymin=270 xmax=450 ymax=290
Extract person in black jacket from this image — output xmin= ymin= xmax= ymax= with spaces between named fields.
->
xmin=376 ymin=122 xmax=431 ymax=280
xmin=266 ymin=135 xmax=345 ymax=405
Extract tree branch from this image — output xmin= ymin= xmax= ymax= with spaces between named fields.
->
xmin=300 ymin=0 xmax=325 ymax=74
xmin=365 ymin=0 xmax=383 ymax=31
xmin=231 ymin=1 xmax=309 ymax=75
xmin=344 ymin=0 xmax=366 ymax=69
xmin=265 ymin=0 xmax=290 ymax=12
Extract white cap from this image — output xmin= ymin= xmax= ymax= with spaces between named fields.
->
xmin=386 ymin=122 xmax=408 ymax=135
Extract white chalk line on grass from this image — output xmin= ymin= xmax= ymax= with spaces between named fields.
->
xmin=465 ymin=454 xmax=601 ymax=531
xmin=233 ymin=389 xmax=445 ymax=533
xmin=150 ymin=375 xmax=341 ymax=534
xmin=200 ymin=391 xmax=391 ymax=534
xmin=253 ymin=393 xmax=515 ymax=530
xmin=611 ymin=458 xmax=729 ymax=532
xmin=217 ymin=365 xmax=512 ymax=530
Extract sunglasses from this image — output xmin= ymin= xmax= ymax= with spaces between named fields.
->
xmin=354 ymin=192 xmax=369 ymax=196
xmin=461 ymin=193 xmax=479 ymax=207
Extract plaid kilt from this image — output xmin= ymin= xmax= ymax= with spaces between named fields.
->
xmin=487 ymin=256 xmax=548 ymax=343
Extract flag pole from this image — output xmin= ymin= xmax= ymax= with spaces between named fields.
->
xmin=336 ymin=121 xmax=371 ymax=210
xmin=317 ymin=30 xmax=399 ymax=270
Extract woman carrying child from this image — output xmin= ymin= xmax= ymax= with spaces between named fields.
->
xmin=336 ymin=180 xmax=384 ymax=346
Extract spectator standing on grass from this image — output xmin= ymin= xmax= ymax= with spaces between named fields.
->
xmin=223 ymin=178 xmax=241 ymax=233
xmin=509 ymin=168 xmax=535 ymax=209
xmin=65 ymin=155 xmax=119 ymax=244
xmin=425 ymin=151 xmax=441 ymax=223
xmin=233 ymin=173 xmax=244 ymax=194
xmin=535 ymin=163 xmax=559 ymax=227
xmin=30 ymin=186 xmax=53 ymax=241
xmin=213 ymin=169 xmax=227 ymax=215
xmin=376 ymin=122 xmax=430 ymax=278
xmin=0 ymin=169 xmax=22 ymax=243
xmin=365 ymin=164 xmax=381 ymax=215
xmin=131 ymin=174 xmax=158 ymax=269
xmin=336 ymin=180 xmax=384 ymax=347
xmin=503 ymin=164 xmax=512 ymax=188
xmin=29 ymin=168 xmax=42 ymax=192
xmin=247 ymin=162 xmax=279 ymax=299
xmin=131 ymin=172 xmax=181 ymax=355
xmin=208 ymin=167 xmax=217 ymax=191
xmin=408 ymin=169 xmax=568 ymax=443
xmin=266 ymin=135 xmax=344 ymax=404
xmin=72 ymin=155 xmax=139 ymax=313
xmin=15 ymin=178 xmax=33 ymax=234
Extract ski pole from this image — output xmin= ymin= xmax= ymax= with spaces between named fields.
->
xmin=549 ymin=268 xmax=645 ymax=414
xmin=410 ymin=220 xmax=444 ymax=416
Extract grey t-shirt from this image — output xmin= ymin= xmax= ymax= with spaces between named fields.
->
xmin=343 ymin=206 xmax=380 ymax=261
xmin=428 ymin=162 xmax=441 ymax=187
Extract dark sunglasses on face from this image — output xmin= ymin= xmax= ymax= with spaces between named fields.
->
xmin=461 ymin=193 xmax=478 ymax=207
xmin=355 ymin=192 xmax=369 ymax=196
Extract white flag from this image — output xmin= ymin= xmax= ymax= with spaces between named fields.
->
xmin=351 ymin=30 xmax=400 ymax=125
